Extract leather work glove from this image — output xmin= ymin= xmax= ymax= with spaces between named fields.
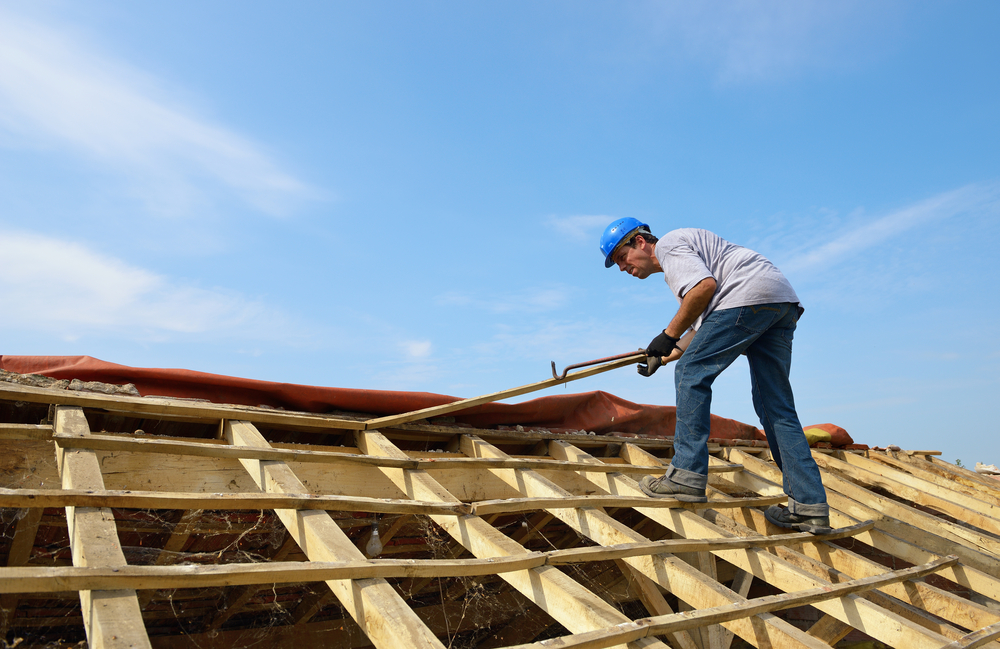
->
xmin=637 ymin=355 xmax=662 ymax=377
xmin=637 ymin=331 xmax=679 ymax=378
xmin=646 ymin=331 xmax=679 ymax=358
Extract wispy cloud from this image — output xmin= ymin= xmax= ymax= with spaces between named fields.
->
xmin=0 ymin=230 xmax=290 ymax=341
xmin=0 ymin=7 xmax=313 ymax=217
xmin=545 ymin=215 xmax=615 ymax=242
xmin=646 ymin=0 xmax=898 ymax=84
xmin=401 ymin=340 xmax=433 ymax=359
xmin=782 ymin=183 xmax=1000 ymax=275
xmin=436 ymin=285 xmax=572 ymax=314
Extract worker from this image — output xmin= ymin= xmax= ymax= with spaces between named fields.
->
xmin=600 ymin=218 xmax=830 ymax=534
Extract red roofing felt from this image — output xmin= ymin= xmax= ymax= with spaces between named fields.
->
xmin=0 ymin=355 xmax=852 ymax=445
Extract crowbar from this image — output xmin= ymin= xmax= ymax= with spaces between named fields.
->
xmin=551 ymin=350 xmax=646 ymax=380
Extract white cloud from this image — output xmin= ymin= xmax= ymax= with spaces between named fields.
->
xmin=646 ymin=0 xmax=898 ymax=84
xmin=402 ymin=340 xmax=433 ymax=359
xmin=0 ymin=7 xmax=313 ymax=217
xmin=545 ymin=215 xmax=615 ymax=241
xmin=782 ymin=183 xmax=1000 ymax=276
xmin=0 ymin=230 xmax=284 ymax=340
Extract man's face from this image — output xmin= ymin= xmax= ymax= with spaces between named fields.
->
xmin=612 ymin=238 xmax=656 ymax=279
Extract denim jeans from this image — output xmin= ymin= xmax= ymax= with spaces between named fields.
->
xmin=662 ymin=302 xmax=829 ymax=517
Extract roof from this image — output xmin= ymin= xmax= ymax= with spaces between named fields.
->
xmin=0 ymin=360 xmax=997 ymax=649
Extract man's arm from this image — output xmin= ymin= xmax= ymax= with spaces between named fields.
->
xmin=637 ymin=277 xmax=717 ymax=378
xmin=665 ymin=277 xmax=717 ymax=339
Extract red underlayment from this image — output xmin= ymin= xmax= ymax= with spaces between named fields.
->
xmin=0 ymin=355 xmax=854 ymax=446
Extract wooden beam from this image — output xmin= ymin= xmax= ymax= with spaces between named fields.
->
xmin=0 ymin=381 xmax=365 ymax=430
xmin=0 ymin=423 xmax=53 ymax=440
xmin=505 ymin=555 xmax=957 ymax=649
xmin=724 ymin=448 xmax=1000 ymax=604
xmin=719 ymin=450 xmax=1000 ymax=645
xmin=814 ymin=452 xmax=1000 ymax=539
xmin=54 ymin=406 xmax=151 ymax=649
xmin=461 ymin=435 xmax=831 ymax=649
xmin=52 ymin=431 xmax=687 ymax=476
xmin=865 ymin=451 xmax=1000 ymax=508
xmin=613 ymin=559 xmax=700 ymax=649
xmin=550 ymin=440 xmax=959 ymax=649
xmin=739 ymin=447 xmax=1000 ymax=569
xmin=0 ymin=486 xmax=472 ymax=516
xmin=0 ymin=523 xmax=877 ymax=594
xmin=806 ymin=614 xmax=853 ymax=645
xmin=356 ymin=429 xmax=671 ymax=649
xmin=0 ymin=506 xmax=43 ymax=635
xmin=225 ymin=420 xmax=445 ymax=649
xmin=940 ymin=620 xmax=1000 ymax=649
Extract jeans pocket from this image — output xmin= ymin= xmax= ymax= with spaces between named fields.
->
xmin=735 ymin=304 xmax=784 ymax=334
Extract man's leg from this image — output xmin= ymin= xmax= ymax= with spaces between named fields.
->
xmin=745 ymin=306 xmax=830 ymax=531
xmin=651 ymin=308 xmax=753 ymax=496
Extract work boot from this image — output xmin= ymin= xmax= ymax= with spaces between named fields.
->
xmin=764 ymin=505 xmax=831 ymax=534
xmin=639 ymin=475 xmax=707 ymax=503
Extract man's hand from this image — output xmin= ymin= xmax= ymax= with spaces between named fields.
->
xmin=646 ymin=331 xmax=679 ymax=358
xmin=637 ymin=355 xmax=662 ymax=377
xmin=637 ymin=331 xmax=679 ymax=377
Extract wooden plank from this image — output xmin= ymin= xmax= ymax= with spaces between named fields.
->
xmin=719 ymin=569 xmax=754 ymax=649
xmin=225 ymin=420 xmax=445 ymax=649
xmin=54 ymin=406 xmax=151 ymax=649
xmin=550 ymin=440 xmax=958 ymax=649
xmin=816 ymin=451 xmax=1000 ymax=537
xmin=865 ymin=451 xmax=1000 ymax=507
xmin=723 ymin=452 xmax=1000 ymax=645
xmin=807 ymin=615 xmax=853 ymax=644
xmin=725 ymin=448 xmax=1000 ymax=603
xmin=356 ymin=429 xmax=670 ymax=649
xmin=0 ymin=423 xmax=53 ymax=440
xmin=850 ymin=450 xmax=1000 ymax=511
xmin=691 ymin=455 xmax=1000 ymax=646
xmin=940 ymin=620 xmax=1000 ymax=649
xmin=782 ymin=521 xmax=1000 ymax=635
xmin=53 ymin=431 xmax=698 ymax=475
xmin=805 ymin=451 xmax=1000 ymax=557
xmin=613 ymin=558 xmax=700 ymax=649
xmin=0 ymin=485 xmax=784 ymax=518
xmin=734 ymin=508 xmax=998 ymax=644
xmin=460 ymin=435 xmax=831 ymax=649
xmin=471 ymin=493 xmax=784 ymax=515
xmin=0 ymin=380 xmax=365 ymax=430
xmin=363 ymin=354 xmax=644 ymax=429
xmin=505 ymin=555 xmax=957 ymax=649
xmin=0 ymin=486 xmax=472 ymax=515
xmin=0 ymin=506 xmax=44 ymax=635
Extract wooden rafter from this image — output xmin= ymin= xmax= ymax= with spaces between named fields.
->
xmin=224 ymin=419 xmax=446 ymax=649
xmin=356 ymin=429 xmax=671 ymax=649
xmin=53 ymin=406 xmax=151 ymax=649
xmin=552 ymin=439 xmax=960 ymax=649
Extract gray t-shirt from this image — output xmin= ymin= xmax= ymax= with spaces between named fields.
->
xmin=654 ymin=228 xmax=800 ymax=331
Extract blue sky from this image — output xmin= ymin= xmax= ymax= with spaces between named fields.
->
xmin=1 ymin=1 xmax=998 ymax=465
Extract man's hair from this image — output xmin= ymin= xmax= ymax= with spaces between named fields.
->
xmin=628 ymin=231 xmax=659 ymax=246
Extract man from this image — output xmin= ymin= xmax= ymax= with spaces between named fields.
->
xmin=600 ymin=217 xmax=830 ymax=534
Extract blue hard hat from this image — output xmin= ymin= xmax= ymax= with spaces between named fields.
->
xmin=600 ymin=218 xmax=651 ymax=268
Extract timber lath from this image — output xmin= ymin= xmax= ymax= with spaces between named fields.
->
xmin=0 ymin=380 xmax=997 ymax=649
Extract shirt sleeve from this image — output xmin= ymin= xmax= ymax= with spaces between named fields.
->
xmin=662 ymin=242 xmax=714 ymax=299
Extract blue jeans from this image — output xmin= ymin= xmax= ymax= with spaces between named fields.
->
xmin=662 ymin=303 xmax=828 ymax=517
